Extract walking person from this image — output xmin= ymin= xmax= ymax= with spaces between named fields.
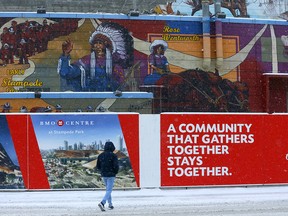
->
xmin=96 ymin=141 xmax=119 ymax=211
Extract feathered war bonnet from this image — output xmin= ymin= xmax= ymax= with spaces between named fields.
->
xmin=89 ymin=22 xmax=134 ymax=68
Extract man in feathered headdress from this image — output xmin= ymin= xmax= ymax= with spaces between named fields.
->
xmin=57 ymin=21 xmax=133 ymax=92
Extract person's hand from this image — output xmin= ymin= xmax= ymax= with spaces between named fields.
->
xmin=62 ymin=38 xmax=73 ymax=55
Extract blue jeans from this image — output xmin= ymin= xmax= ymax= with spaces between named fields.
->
xmin=101 ymin=177 xmax=115 ymax=206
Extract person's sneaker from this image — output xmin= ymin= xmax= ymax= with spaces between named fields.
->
xmin=98 ymin=202 xmax=105 ymax=211
xmin=108 ymin=205 xmax=114 ymax=210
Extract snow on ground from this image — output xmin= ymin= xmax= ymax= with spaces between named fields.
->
xmin=1 ymin=185 xmax=288 ymax=215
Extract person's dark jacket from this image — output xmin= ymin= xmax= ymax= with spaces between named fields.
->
xmin=96 ymin=141 xmax=119 ymax=177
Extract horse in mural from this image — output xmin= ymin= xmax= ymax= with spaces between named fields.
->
xmin=155 ymin=68 xmax=249 ymax=112
xmin=185 ymin=0 xmax=249 ymax=17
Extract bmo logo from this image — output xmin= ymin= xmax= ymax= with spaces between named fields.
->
xmin=57 ymin=120 xmax=64 ymax=126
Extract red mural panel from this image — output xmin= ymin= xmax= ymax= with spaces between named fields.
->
xmin=161 ymin=113 xmax=288 ymax=186
xmin=7 ymin=115 xmax=52 ymax=189
xmin=118 ymin=114 xmax=140 ymax=187
xmin=4 ymin=113 xmax=139 ymax=189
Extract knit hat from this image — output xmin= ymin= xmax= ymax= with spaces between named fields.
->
xmin=2 ymin=102 xmax=12 ymax=110
xmin=55 ymin=104 xmax=62 ymax=111
xmin=20 ymin=106 xmax=28 ymax=113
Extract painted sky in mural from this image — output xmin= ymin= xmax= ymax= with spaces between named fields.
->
xmin=171 ymin=0 xmax=288 ymax=19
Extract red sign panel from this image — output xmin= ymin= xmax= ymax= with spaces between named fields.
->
xmin=161 ymin=113 xmax=288 ymax=186
xmin=1 ymin=114 xmax=139 ymax=190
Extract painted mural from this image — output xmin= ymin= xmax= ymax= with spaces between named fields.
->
xmin=0 ymin=16 xmax=287 ymax=113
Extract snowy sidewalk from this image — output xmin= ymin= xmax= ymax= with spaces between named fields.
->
xmin=1 ymin=186 xmax=288 ymax=215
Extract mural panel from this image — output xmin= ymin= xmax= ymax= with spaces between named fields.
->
xmin=161 ymin=0 xmax=288 ymax=20
xmin=161 ymin=113 xmax=288 ymax=186
xmin=0 ymin=17 xmax=287 ymax=112
xmin=0 ymin=113 xmax=139 ymax=189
